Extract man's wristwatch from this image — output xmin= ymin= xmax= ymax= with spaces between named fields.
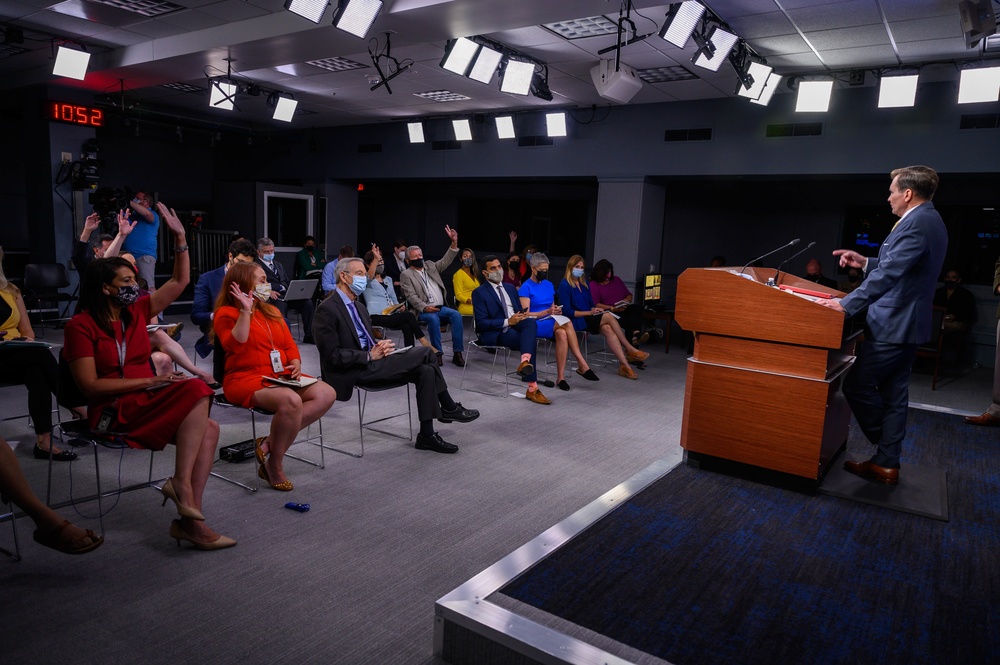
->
xmin=175 ymin=244 xmax=189 ymax=253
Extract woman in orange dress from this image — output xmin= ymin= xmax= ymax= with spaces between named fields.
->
xmin=213 ymin=262 xmax=336 ymax=491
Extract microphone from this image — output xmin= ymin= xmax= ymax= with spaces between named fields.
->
xmin=769 ymin=241 xmax=816 ymax=286
xmin=740 ymin=239 xmax=800 ymax=275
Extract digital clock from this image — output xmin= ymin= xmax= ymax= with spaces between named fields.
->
xmin=47 ymin=101 xmax=104 ymax=127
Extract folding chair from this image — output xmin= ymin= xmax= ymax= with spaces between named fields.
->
xmin=23 ymin=263 xmax=76 ymax=331
xmin=324 ymin=382 xmax=413 ymax=459
xmin=460 ymin=319 xmax=514 ymax=397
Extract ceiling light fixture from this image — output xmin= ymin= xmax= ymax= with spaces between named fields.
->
xmin=877 ymin=74 xmax=919 ymax=108
xmin=332 ymin=0 xmax=382 ymax=38
xmin=499 ymin=58 xmax=536 ymax=95
xmin=749 ymin=71 xmax=782 ymax=106
xmin=658 ymin=1 xmax=706 ymax=48
xmin=209 ymin=80 xmax=237 ymax=111
xmin=268 ymin=92 xmax=298 ymax=121
xmin=468 ymin=43 xmax=503 ymax=84
xmin=736 ymin=61 xmax=774 ymax=100
xmin=795 ymin=79 xmax=834 ymax=112
xmin=284 ymin=0 xmax=328 ymax=24
xmin=452 ymin=118 xmax=473 ymax=141
xmin=957 ymin=65 xmax=1000 ymax=103
xmin=495 ymin=115 xmax=516 ymax=139
xmin=52 ymin=43 xmax=91 ymax=80
xmin=545 ymin=112 xmax=567 ymax=138
xmin=440 ymin=37 xmax=478 ymax=75
xmin=692 ymin=26 xmax=738 ymax=71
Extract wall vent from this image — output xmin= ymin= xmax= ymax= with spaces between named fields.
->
xmin=432 ymin=140 xmax=462 ymax=151
xmin=517 ymin=135 xmax=555 ymax=147
xmin=357 ymin=143 xmax=382 ymax=153
xmin=765 ymin=122 xmax=823 ymax=137
xmin=664 ymin=128 xmax=712 ymax=142
xmin=960 ymin=113 xmax=999 ymax=129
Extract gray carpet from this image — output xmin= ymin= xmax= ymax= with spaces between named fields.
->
xmin=0 ymin=330 xmax=688 ymax=664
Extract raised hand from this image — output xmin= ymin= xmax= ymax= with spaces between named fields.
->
xmin=84 ymin=212 xmax=102 ymax=232
xmin=117 ymin=209 xmax=137 ymax=236
xmin=371 ymin=244 xmax=383 ymax=262
xmin=509 ymin=230 xmax=517 ymax=243
xmin=444 ymin=224 xmax=458 ymax=246
xmin=155 ymin=202 xmax=185 ymax=238
xmin=230 ymin=282 xmax=255 ymax=311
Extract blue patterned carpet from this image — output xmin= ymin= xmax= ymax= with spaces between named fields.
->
xmin=500 ymin=409 xmax=1000 ymax=664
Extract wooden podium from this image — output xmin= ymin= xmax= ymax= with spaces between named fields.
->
xmin=675 ymin=267 xmax=859 ymax=481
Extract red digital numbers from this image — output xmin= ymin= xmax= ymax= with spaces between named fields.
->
xmin=48 ymin=102 xmax=103 ymax=127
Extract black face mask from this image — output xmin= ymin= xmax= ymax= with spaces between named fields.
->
xmin=535 ymin=270 xmax=548 ymax=281
xmin=509 ymin=260 xmax=519 ymax=269
xmin=305 ymin=245 xmax=315 ymax=252
xmin=944 ymin=280 xmax=958 ymax=288
xmin=805 ymin=274 xmax=821 ymax=282
xmin=409 ymin=258 xmax=424 ymax=269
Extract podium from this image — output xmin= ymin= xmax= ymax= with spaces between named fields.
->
xmin=675 ymin=267 xmax=859 ymax=481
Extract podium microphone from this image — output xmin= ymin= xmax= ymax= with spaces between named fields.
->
xmin=740 ymin=238 xmax=800 ymax=275
xmin=769 ymin=241 xmax=816 ymax=286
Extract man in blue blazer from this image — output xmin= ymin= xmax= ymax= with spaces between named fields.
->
xmin=472 ymin=256 xmax=551 ymax=405
xmin=190 ymin=238 xmax=256 ymax=358
xmin=819 ymin=166 xmax=947 ymax=485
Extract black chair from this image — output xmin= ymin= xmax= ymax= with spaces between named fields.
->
xmin=23 ymin=263 xmax=76 ymax=330
xmin=915 ymin=306 xmax=946 ymax=391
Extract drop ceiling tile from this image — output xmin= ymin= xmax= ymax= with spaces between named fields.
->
xmin=488 ymin=25 xmax=564 ymax=48
xmin=197 ymin=0 xmax=271 ymax=21
xmin=880 ymin=0 xmax=954 ymax=21
xmin=804 ymin=24 xmax=888 ymax=50
xmin=0 ymin=0 xmax=41 ymax=18
xmin=896 ymin=36 xmax=971 ymax=62
xmin=157 ymin=9 xmax=228 ymax=30
xmin=751 ymin=33 xmax=814 ymax=57
xmin=889 ymin=17 xmax=963 ymax=43
xmin=762 ymin=52 xmax=826 ymax=69
xmin=817 ymin=44 xmax=897 ymax=67
xmin=729 ymin=11 xmax=797 ymax=39
xmin=123 ymin=18 xmax=189 ymax=38
xmin=786 ymin=0 xmax=882 ymax=31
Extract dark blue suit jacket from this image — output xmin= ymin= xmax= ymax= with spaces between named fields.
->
xmin=840 ymin=201 xmax=947 ymax=345
xmin=472 ymin=282 xmax=521 ymax=345
xmin=191 ymin=265 xmax=225 ymax=357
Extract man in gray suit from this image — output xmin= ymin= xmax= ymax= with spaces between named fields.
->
xmin=400 ymin=225 xmax=465 ymax=367
xmin=819 ymin=166 xmax=948 ymax=485
xmin=964 ymin=254 xmax=1000 ymax=428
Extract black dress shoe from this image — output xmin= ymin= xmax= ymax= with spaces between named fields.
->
xmin=34 ymin=445 xmax=78 ymax=462
xmin=436 ymin=353 xmax=444 ymax=367
xmin=452 ymin=352 xmax=466 ymax=367
xmin=415 ymin=432 xmax=459 ymax=453
xmin=557 ymin=379 xmax=571 ymax=391
xmin=438 ymin=403 xmax=480 ymax=423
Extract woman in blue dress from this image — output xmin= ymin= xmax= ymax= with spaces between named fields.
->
xmin=518 ymin=253 xmax=597 ymax=391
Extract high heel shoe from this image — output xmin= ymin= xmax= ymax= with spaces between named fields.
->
xmin=254 ymin=436 xmax=268 ymax=467
xmin=257 ymin=464 xmax=293 ymax=491
xmin=160 ymin=478 xmax=205 ymax=521
xmin=169 ymin=520 xmax=236 ymax=551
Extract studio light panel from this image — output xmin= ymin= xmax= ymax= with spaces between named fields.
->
xmin=209 ymin=81 xmax=237 ymax=110
xmin=407 ymin=122 xmax=425 ymax=143
xmin=659 ymin=1 xmax=706 ymax=49
xmin=500 ymin=59 xmax=535 ymax=95
xmin=795 ymin=80 xmax=833 ymax=112
xmin=453 ymin=119 xmax=473 ymax=141
xmin=750 ymin=72 xmax=781 ymax=106
xmin=957 ymin=67 xmax=1000 ymax=104
xmin=441 ymin=37 xmax=478 ymax=75
xmin=495 ymin=116 xmax=516 ymax=139
xmin=333 ymin=0 xmax=382 ymax=38
xmin=877 ymin=75 xmax=918 ymax=108
xmin=53 ymin=45 xmax=91 ymax=80
xmin=284 ymin=0 xmax=327 ymax=24
xmin=469 ymin=45 xmax=503 ymax=84
xmin=273 ymin=97 xmax=298 ymax=121
xmin=546 ymin=112 xmax=567 ymax=137
xmin=692 ymin=26 xmax=738 ymax=72
xmin=736 ymin=62 xmax=774 ymax=100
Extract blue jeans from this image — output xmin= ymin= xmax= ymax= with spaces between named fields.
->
xmin=418 ymin=307 xmax=464 ymax=354
xmin=843 ymin=338 xmax=917 ymax=469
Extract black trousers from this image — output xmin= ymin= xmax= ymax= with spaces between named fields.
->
xmin=370 ymin=311 xmax=426 ymax=347
xmin=355 ymin=346 xmax=444 ymax=422
xmin=276 ymin=298 xmax=315 ymax=340
xmin=0 ymin=346 xmax=59 ymax=434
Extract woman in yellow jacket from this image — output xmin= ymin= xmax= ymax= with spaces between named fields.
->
xmin=451 ymin=248 xmax=480 ymax=316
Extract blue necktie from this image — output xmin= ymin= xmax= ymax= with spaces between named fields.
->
xmin=347 ymin=301 xmax=371 ymax=350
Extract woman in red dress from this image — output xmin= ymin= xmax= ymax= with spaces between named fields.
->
xmin=64 ymin=202 xmax=234 ymax=551
xmin=213 ymin=262 xmax=336 ymax=491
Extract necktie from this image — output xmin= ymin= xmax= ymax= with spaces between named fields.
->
xmin=347 ymin=301 xmax=371 ymax=350
xmin=496 ymin=285 xmax=511 ymax=316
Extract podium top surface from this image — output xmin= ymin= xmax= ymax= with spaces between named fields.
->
xmin=675 ymin=267 xmax=849 ymax=350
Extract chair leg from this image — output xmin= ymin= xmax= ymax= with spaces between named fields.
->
xmin=1 ymin=500 xmax=21 ymax=561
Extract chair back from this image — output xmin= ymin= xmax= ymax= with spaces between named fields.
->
xmin=25 ymin=263 xmax=70 ymax=290
xmin=917 ymin=306 xmax=946 ymax=352
xmin=213 ymin=336 xmax=226 ymax=384
xmin=57 ymin=351 xmax=88 ymax=410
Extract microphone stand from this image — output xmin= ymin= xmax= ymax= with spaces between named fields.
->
xmin=740 ymin=238 xmax=800 ymax=275
xmin=768 ymin=241 xmax=816 ymax=286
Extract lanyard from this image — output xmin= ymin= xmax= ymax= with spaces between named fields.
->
xmin=114 ymin=321 xmax=126 ymax=378
xmin=252 ymin=311 xmax=277 ymax=351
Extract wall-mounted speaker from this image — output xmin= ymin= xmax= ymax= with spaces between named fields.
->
xmin=590 ymin=59 xmax=643 ymax=104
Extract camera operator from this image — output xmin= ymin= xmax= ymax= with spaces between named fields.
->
xmin=123 ymin=189 xmax=160 ymax=292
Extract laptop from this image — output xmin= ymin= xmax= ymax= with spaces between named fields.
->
xmin=281 ymin=279 xmax=319 ymax=302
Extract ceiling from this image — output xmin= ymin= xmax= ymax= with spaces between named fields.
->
xmin=0 ymin=0 xmax=995 ymax=129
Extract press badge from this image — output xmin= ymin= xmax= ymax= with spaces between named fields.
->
xmin=270 ymin=349 xmax=284 ymax=373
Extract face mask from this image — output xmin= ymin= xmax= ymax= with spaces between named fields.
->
xmin=262 ymin=253 xmax=275 ymax=262
xmin=525 ymin=252 xmax=533 ymax=262
xmin=463 ymin=257 xmax=474 ymax=267
xmin=305 ymin=245 xmax=315 ymax=252
xmin=509 ymin=260 xmax=519 ymax=270
xmin=397 ymin=250 xmax=406 ymax=260
xmin=409 ymin=258 xmax=424 ymax=269
xmin=486 ymin=270 xmax=503 ymax=284
xmin=349 ymin=275 xmax=368 ymax=296
xmin=375 ymin=264 xmax=385 ymax=275
xmin=111 ymin=283 xmax=140 ymax=306
xmin=805 ymin=274 xmax=821 ymax=282
xmin=254 ymin=283 xmax=272 ymax=301
xmin=572 ymin=268 xmax=585 ymax=279
xmin=535 ymin=270 xmax=548 ymax=281
xmin=944 ymin=280 xmax=958 ymax=288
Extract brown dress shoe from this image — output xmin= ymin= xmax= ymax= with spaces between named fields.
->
xmin=964 ymin=412 xmax=1000 ymax=427
xmin=452 ymin=352 xmax=465 ymax=367
xmin=844 ymin=459 xmax=899 ymax=485
xmin=525 ymin=388 xmax=551 ymax=405
xmin=516 ymin=359 xmax=534 ymax=376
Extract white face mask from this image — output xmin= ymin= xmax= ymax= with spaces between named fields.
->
xmin=397 ymin=250 xmax=406 ymax=260
xmin=486 ymin=270 xmax=503 ymax=284
xmin=254 ymin=283 xmax=272 ymax=301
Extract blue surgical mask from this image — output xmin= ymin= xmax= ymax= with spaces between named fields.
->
xmin=349 ymin=275 xmax=368 ymax=296
xmin=262 ymin=253 xmax=275 ymax=262
xmin=525 ymin=252 xmax=533 ymax=262
xmin=572 ymin=268 xmax=585 ymax=279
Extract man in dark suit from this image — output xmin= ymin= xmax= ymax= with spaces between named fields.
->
xmin=819 ymin=165 xmax=948 ymax=485
xmin=190 ymin=237 xmax=256 ymax=358
xmin=804 ymin=258 xmax=838 ymax=290
xmin=472 ymin=255 xmax=550 ymax=405
xmin=313 ymin=257 xmax=480 ymax=454
xmin=382 ymin=238 xmax=409 ymax=299
xmin=256 ymin=237 xmax=316 ymax=344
